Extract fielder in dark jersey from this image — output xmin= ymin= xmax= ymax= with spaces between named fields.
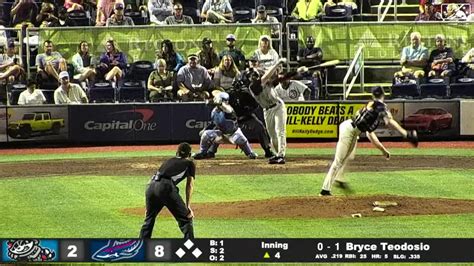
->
xmin=320 ymin=86 xmax=418 ymax=196
xmin=139 ymin=143 xmax=195 ymax=238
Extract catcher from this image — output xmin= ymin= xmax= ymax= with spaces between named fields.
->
xmin=193 ymin=92 xmax=258 ymax=159
xmin=319 ymin=86 xmax=418 ymax=196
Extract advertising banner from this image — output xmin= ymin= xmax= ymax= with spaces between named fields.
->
xmin=6 ymin=105 xmax=69 ymax=142
xmin=69 ymin=104 xmax=170 ymax=142
xmin=297 ymin=23 xmax=473 ymax=61
xmin=460 ymin=100 xmax=474 ymax=135
xmin=39 ymin=24 xmax=273 ymax=63
xmin=286 ymin=103 xmax=364 ymax=138
xmin=403 ymin=101 xmax=460 ymax=138
xmin=170 ymin=103 xmax=214 ymax=142
xmin=133 ymin=104 xmax=172 ymax=141
xmin=0 ymin=106 xmax=7 ymax=142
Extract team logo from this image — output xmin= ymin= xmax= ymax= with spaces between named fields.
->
xmin=92 ymin=240 xmax=143 ymax=262
xmin=84 ymin=109 xmax=157 ymax=132
xmin=4 ymin=240 xmax=56 ymax=262
xmin=289 ymin=89 xmax=299 ymax=99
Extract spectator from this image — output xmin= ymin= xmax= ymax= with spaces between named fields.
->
xmin=71 ymin=41 xmax=97 ymax=89
xmin=164 ymin=3 xmax=194 ymax=24
xmin=64 ymin=0 xmax=84 ymax=12
xmin=419 ymin=0 xmax=442 ymax=20
xmin=219 ymin=34 xmax=246 ymax=70
xmin=428 ymin=34 xmax=455 ymax=78
xmin=98 ymin=39 xmax=127 ymax=87
xmin=11 ymin=0 xmax=38 ymax=27
xmin=54 ymin=71 xmax=88 ymax=104
xmin=106 ymin=2 xmax=134 ymax=26
xmin=36 ymin=40 xmax=68 ymax=82
xmin=96 ymin=0 xmax=124 ymax=26
xmin=201 ymin=0 xmax=233 ymax=24
xmin=444 ymin=3 xmax=468 ymax=21
xmin=148 ymin=0 xmax=173 ymax=24
xmin=198 ymin=38 xmax=220 ymax=70
xmin=275 ymin=76 xmax=310 ymax=101
xmin=49 ymin=7 xmax=75 ymax=27
xmin=252 ymin=5 xmax=280 ymax=38
xmin=291 ymin=0 xmax=322 ymax=21
xmin=0 ymin=40 xmax=24 ymax=83
xmin=177 ymin=54 xmax=213 ymax=101
xmin=165 ymin=3 xmax=194 ymax=25
xmin=253 ymin=35 xmax=279 ymax=71
xmin=18 ymin=79 xmax=46 ymax=105
xmin=415 ymin=1 xmax=439 ymax=21
xmin=148 ymin=58 xmax=174 ymax=102
xmin=323 ymin=0 xmax=357 ymax=14
xmin=156 ymin=39 xmax=184 ymax=72
xmin=36 ymin=2 xmax=56 ymax=27
xmin=297 ymin=36 xmax=322 ymax=100
xmin=213 ymin=55 xmax=240 ymax=91
xmin=460 ymin=48 xmax=474 ymax=78
xmin=394 ymin=32 xmax=428 ymax=81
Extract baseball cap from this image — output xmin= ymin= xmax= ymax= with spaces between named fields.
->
xmin=257 ymin=5 xmax=266 ymax=12
xmin=371 ymin=86 xmax=385 ymax=97
xmin=188 ymin=54 xmax=198 ymax=60
xmin=59 ymin=71 xmax=69 ymax=79
xmin=114 ymin=2 xmax=124 ymax=9
xmin=249 ymin=54 xmax=258 ymax=62
xmin=218 ymin=92 xmax=230 ymax=102
xmin=226 ymin=34 xmax=236 ymax=41
xmin=202 ymin=37 xmax=212 ymax=45
xmin=177 ymin=142 xmax=192 ymax=157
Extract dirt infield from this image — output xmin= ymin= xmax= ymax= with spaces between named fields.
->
xmin=0 ymin=155 xmax=473 ymax=178
xmin=122 ymin=195 xmax=474 ymax=219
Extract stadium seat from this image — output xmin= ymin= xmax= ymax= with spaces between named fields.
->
xmin=419 ymin=83 xmax=448 ymax=99
xmin=128 ymin=60 xmax=154 ymax=82
xmin=125 ymin=11 xmax=148 ymax=25
xmin=264 ymin=6 xmax=283 ymax=22
xmin=68 ymin=10 xmax=90 ymax=26
xmin=321 ymin=5 xmax=353 ymax=21
xmin=233 ymin=7 xmax=255 ymax=23
xmin=118 ymin=80 xmax=147 ymax=102
xmin=9 ymin=84 xmax=26 ymax=105
xmin=181 ymin=0 xmax=199 ymax=9
xmin=256 ymin=0 xmax=286 ymax=13
xmin=42 ymin=89 xmax=55 ymax=104
xmin=450 ymin=83 xmax=474 ymax=98
xmin=183 ymin=7 xmax=201 ymax=24
xmin=391 ymin=83 xmax=419 ymax=99
xmin=89 ymin=81 xmax=115 ymax=103
xmin=231 ymin=0 xmax=256 ymax=9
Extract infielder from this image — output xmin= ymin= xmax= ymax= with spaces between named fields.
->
xmin=248 ymin=58 xmax=288 ymax=164
xmin=139 ymin=143 xmax=195 ymax=239
xmin=320 ymin=86 xmax=418 ymax=196
xmin=193 ymin=92 xmax=258 ymax=159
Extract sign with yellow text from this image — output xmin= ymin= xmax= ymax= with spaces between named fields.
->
xmin=286 ymin=103 xmax=365 ymax=138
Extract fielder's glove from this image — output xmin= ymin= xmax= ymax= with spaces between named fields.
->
xmin=405 ymin=130 xmax=418 ymax=147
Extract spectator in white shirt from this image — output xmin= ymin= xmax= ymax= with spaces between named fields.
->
xmin=18 ymin=79 xmax=47 ymax=105
xmin=0 ymin=40 xmax=24 ymax=83
xmin=148 ymin=0 xmax=173 ymax=24
xmin=54 ymin=71 xmax=88 ymax=104
xmin=253 ymin=35 xmax=279 ymax=71
xmin=201 ymin=0 xmax=233 ymax=23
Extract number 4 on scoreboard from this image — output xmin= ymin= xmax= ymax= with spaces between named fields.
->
xmin=275 ymin=252 xmax=281 ymax=259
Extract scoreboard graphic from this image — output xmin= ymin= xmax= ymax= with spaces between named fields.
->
xmin=0 ymin=239 xmax=473 ymax=263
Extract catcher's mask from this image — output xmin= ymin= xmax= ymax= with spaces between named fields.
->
xmin=177 ymin=142 xmax=192 ymax=158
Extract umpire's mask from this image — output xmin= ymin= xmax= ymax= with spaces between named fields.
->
xmin=177 ymin=142 xmax=192 ymax=158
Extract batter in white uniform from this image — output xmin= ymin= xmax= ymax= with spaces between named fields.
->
xmin=320 ymin=86 xmax=418 ymax=196
xmin=248 ymin=58 xmax=287 ymax=164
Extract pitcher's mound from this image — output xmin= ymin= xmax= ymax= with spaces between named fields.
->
xmin=122 ymin=195 xmax=474 ymax=219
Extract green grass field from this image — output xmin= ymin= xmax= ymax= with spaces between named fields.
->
xmin=0 ymin=147 xmax=473 ymax=238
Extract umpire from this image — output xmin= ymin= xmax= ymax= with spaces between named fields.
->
xmin=139 ymin=143 xmax=195 ymax=239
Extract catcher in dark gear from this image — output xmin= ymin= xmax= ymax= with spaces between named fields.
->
xmin=319 ymin=86 xmax=418 ymax=196
xmin=139 ymin=142 xmax=195 ymax=238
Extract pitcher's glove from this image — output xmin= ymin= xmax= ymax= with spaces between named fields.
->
xmin=405 ymin=130 xmax=418 ymax=147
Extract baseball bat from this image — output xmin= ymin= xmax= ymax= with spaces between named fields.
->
xmin=307 ymin=60 xmax=340 ymax=70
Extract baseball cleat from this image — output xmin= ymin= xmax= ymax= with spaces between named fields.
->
xmin=268 ymin=156 xmax=285 ymax=164
xmin=193 ymin=152 xmax=215 ymax=160
xmin=264 ymin=150 xmax=275 ymax=158
xmin=319 ymin=189 xmax=332 ymax=196
xmin=247 ymin=152 xmax=258 ymax=159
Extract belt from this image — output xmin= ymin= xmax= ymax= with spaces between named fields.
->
xmin=264 ymin=102 xmax=279 ymax=111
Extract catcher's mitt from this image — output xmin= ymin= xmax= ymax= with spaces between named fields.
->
xmin=405 ymin=130 xmax=418 ymax=147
